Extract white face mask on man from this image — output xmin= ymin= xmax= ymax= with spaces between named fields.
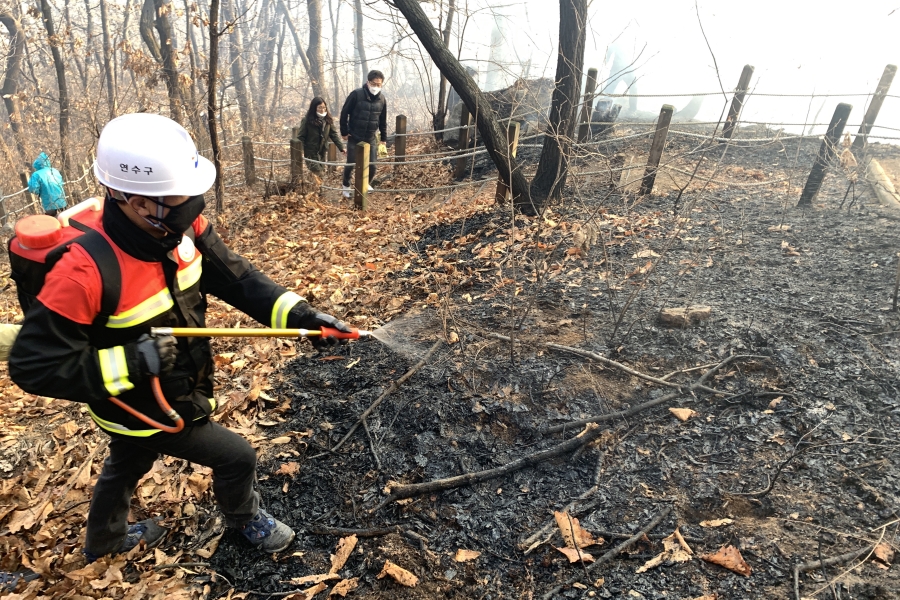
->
xmin=368 ymin=84 xmax=382 ymax=96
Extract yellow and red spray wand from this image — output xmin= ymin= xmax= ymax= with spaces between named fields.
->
xmin=119 ymin=326 xmax=371 ymax=434
xmin=150 ymin=326 xmax=373 ymax=340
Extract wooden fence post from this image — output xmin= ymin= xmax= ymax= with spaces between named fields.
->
xmin=577 ymin=68 xmax=599 ymax=143
xmin=395 ymin=115 xmax=407 ymax=163
xmin=721 ymin=64 xmax=755 ymax=140
xmin=290 ymin=137 xmax=303 ymax=187
xmin=798 ymin=102 xmax=853 ymax=206
xmin=0 ymin=191 xmax=7 ymax=227
xmin=640 ymin=104 xmax=674 ymax=196
xmin=327 ymin=142 xmax=337 ymax=174
xmin=495 ymin=122 xmax=521 ymax=203
xmin=19 ymin=172 xmax=38 ymax=214
xmin=292 ymin=127 xmax=301 ymax=140
xmin=354 ymin=140 xmax=370 ymax=211
xmin=455 ymin=104 xmax=471 ymax=179
xmin=851 ymin=64 xmax=897 ymax=153
xmin=241 ymin=135 xmax=256 ymax=186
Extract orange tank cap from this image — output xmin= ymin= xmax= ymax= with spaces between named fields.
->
xmin=15 ymin=215 xmax=63 ymax=249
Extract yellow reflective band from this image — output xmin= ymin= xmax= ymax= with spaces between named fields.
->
xmin=208 ymin=397 xmax=217 ymax=412
xmin=88 ymin=406 xmax=160 ymax=437
xmin=106 ymin=288 xmax=174 ymax=329
xmin=271 ymin=292 xmax=305 ymax=330
xmin=98 ymin=346 xmax=134 ymax=396
xmin=177 ymin=256 xmax=203 ymax=290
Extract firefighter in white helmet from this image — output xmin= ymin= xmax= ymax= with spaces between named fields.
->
xmin=10 ymin=113 xmax=351 ymax=560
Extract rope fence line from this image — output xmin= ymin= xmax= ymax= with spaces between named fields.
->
xmin=1 ymin=187 xmax=28 ymax=201
xmin=595 ymin=91 xmax=900 ymax=99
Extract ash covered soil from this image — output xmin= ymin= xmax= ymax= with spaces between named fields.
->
xmin=209 ymin=136 xmax=900 ymax=599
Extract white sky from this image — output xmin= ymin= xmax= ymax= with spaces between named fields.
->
xmin=409 ymin=0 xmax=900 ymax=136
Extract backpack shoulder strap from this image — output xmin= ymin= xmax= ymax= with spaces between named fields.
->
xmin=74 ymin=231 xmax=122 ymax=326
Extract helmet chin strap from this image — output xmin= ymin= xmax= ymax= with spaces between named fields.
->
xmin=109 ymin=189 xmax=168 ymax=232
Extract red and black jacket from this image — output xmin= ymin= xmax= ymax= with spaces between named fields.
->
xmin=9 ymin=204 xmax=312 ymax=437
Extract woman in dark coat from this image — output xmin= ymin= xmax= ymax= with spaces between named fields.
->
xmin=297 ymin=97 xmax=345 ymax=175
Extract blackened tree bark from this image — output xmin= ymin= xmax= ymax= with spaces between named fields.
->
xmin=38 ymin=0 xmax=72 ymax=177
xmin=432 ymin=0 xmax=455 ymax=140
xmin=391 ymin=0 xmax=533 ymax=212
xmin=353 ymin=0 xmax=367 ymax=82
xmin=0 ymin=11 xmax=28 ymax=159
xmin=99 ymin=0 xmax=117 ymax=119
xmin=306 ymin=0 xmax=326 ymax=98
xmin=207 ymin=0 xmax=225 ymax=211
xmin=223 ymin=0 xmax=254 ymax=134
xmin=154 ymin=0 xmax=186 ymax=124
xmin=529 ymin=0 xmax=587 ymax=210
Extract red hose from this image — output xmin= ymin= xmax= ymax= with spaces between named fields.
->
xmin=107 ymin=376 xmax=185 ymax=433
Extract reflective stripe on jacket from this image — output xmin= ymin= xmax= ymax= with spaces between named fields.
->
xmin=9 ymin=209 xmax=312 ymax=436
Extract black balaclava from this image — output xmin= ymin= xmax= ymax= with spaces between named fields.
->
xmin=103 ymin=192 xmax=202 ymax=261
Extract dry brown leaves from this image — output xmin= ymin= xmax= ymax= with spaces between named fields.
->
xmin=700 ymin=545 xmax=752 ymax=576
xmin=553 ymin=511 xmax=602 ymax=549
xmin=636 ymin=529 xmax=693 ymax=573
xmin=377 ymin=560 xmax=419 ymax=587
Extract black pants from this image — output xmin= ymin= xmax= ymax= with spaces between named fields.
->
xmin=85 ymin=421 xmax=259 ymax=556
xmin=342 ymin=136 xmax=378 ymax=187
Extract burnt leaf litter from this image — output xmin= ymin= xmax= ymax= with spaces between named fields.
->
xmin=3 ymin=131 xmax=900 ymax=599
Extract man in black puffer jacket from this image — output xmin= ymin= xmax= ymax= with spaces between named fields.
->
xmin=339 ymin=70 xmax=387 ymax=198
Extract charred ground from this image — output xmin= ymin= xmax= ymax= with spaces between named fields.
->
xmin=1 ymin=131 xmax=899 ymax=600
xmin=207 ymin=136 xmax=900 ymax=598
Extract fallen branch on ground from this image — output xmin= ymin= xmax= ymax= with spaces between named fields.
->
xmin=311 ymin=339 xmax=443 ymax=459
xmin=487 ymin=332 xmax=762 ymax=396
xmin=546 ymin=354 xmax=756 ymax=434
xmin=793 ymin=545 xmax=875 ymax=600
xmin=308 ymin=525 xmax=403 ymax=537
xmin=541 ymin=505 xmax=674 ymax=600
xmin=372 ymin=424 xmax=606 ymax=512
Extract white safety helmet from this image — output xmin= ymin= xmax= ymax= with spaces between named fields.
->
xmin=94 ymin=113 xmax=216 ymax=197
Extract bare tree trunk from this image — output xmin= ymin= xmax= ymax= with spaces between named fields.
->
xmin=278 ymin=0 xmax=315 ymax=88
xmin=432 ymin=0 xmax=455 ymax=140
xmin=270 ymin=20 xmax=286 ymax=119
xmin=140 ymin=0 xmax=163 ymax=62
xmin=222 ymin=0 xmax=254 ymax=135
xmin=353 ymin=0 xmax=367 ymax=82
xmin=83 ymin=0 xmax=97 ymax=71
xmin=391 ymin=0 xmax=532 ymax=211
xmin=63 ymin=0 xmax=87 ymax=89
xmin=304 ymin=0 xmax=326 ymax=99
xmin=99 ymin=0 xmax=117 ymax=119
xmin=529 ymin=0 xmax=586 ymax=210
xmin=38 ymin=0 xmax=72 ymax=177
xmin=154 ymin=0 xmax=186 ymax=124
xmin=328 ymin=0 xmax=341 ymax=109
xmin=0 ymin=11 xmax=28 ymax=160
xmin=256 ymin=0 xmax=278 ymax=122
xmin=234 ymin=0 xmax=259 ymax=111
xmin=183 ymin=0 xmax=201 ymax=127
xmin=207 ymin=0 xmax=225 ymax=211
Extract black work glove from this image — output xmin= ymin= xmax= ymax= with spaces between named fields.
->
xmin=134 ymin=334 xmax=177 ymax=376
xmin=297 ymin=310 xmax=353 ymax=351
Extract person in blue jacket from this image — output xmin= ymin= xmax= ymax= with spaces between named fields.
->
xmin=28 ymin=153 xmax=67 ymax=217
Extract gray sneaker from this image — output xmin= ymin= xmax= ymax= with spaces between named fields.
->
xmin=83 ymin=519 xmax=168 ymax=562
xmin=240 ymin=509 xmax=295 ymax=552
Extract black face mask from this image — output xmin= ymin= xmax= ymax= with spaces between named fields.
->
xmin=145 ymin=194 xmax=206 ymax=235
